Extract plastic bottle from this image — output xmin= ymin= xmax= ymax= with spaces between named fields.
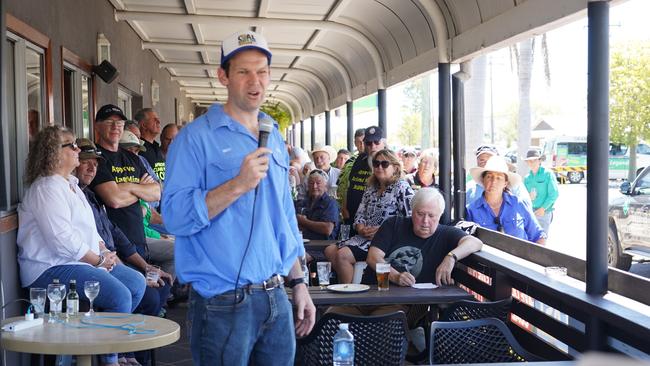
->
xmin=333 ymin=323 xmax=354 ymax=366
xmin=66 ymin=279 xmax=79 ymax=317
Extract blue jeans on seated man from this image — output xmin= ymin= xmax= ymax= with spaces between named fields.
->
xmin=188 ymin=286 xmax=296 ymax=366
xmin=30 ymin=264 xmax=146 ymax=365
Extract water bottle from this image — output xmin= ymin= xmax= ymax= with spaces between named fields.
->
xmin=66 ymin=280 xmax=79 ymax=317
xmin=333 ymin=323 xmax=354 ymax=366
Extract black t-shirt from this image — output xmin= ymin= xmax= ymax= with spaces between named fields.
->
xmin=345 ymin=153 xmax=372 ymax=223
xmin=362 ymin=216 xmax=467 ymax=284
xmin=141 ymin=139 xmax=165 ymax=181
xmin=90 ymin=146 xmax=147 ymax=250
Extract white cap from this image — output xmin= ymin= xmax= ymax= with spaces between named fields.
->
xmin=221 ymin=30 xmax=272 ymax=65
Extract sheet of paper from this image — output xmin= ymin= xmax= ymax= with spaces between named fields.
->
xmin=411 ymin=283 xmax=438 ymax=289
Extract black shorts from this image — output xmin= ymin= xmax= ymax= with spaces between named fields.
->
xmin=342 ymin=245 xmax=368 ymax=262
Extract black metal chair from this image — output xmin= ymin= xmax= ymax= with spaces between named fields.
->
xmin=429 ymin=317 xmax=544 ymax=364
xmin=439 ymin=297 xmax=513 ymax=323
xmin=296 ymin=311 xmax=408 ymax=366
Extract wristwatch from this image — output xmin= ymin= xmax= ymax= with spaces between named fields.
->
xmin=288 ymin=277 xmax=306 ymax=289
xmin=446 ymin=252 xmax=458 ymax=263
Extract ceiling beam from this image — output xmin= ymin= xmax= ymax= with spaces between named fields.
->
xmin=187 ymin=89 xmax=305 ymax=120
xmin=114 ymin=9 xmax=386 ymax=88
xmin=143 ymin=41 xmax=350 ymax=102
xmin=414 ymin=0 xmax=450 ymax=63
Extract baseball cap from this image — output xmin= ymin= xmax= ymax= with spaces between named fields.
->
xmin=363 ymin=126 xmax=383 ymax=142
xmin=119 ymin=130 xmax=146 ymax=152
xmin=76 ymin=138 xmax=104 ymax=160
xmin=475 ymin=144 xmax=499 ymax=157
xmin=523 ymin=148 xmax=544 ymax=161
xmin=221 ymin=30 xmax=272 ymax=65
xmin=96 ymin=104 xmax=127 ymax=122
xmin=402 ymin=147 xmax=417 ymax=157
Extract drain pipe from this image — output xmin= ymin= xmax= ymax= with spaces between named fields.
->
xmin=452 ymin=61 xmax=472 ymax=221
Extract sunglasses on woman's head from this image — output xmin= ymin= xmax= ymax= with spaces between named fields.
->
xmin=372 ymin=160 xmax=391 ymax=169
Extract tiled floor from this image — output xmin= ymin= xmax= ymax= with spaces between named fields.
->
xmin=155 ymin=303 xmax=192 ymax=366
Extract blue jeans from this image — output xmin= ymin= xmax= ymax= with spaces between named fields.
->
xmin=536 ymin=211 xmax=553 ymax=235
xmin=30 ymin=264 xmax=146 ymax=364
xmin=188 ymin=286 xmax=296 ymax=366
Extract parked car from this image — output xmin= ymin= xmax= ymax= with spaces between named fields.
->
xmin=608 ymin=165 xmax=650 ymax=270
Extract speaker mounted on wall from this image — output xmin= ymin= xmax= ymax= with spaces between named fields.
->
xmin=93 ymin=60 xmax=119 ymax=84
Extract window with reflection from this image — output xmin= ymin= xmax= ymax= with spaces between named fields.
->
xmin=63 ymin=63 xmax=93 ymax=138
xmin=3 ymin=33 xmax=46 ymax=209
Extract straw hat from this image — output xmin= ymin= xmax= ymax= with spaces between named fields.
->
xmin=469 ymin=155 xmax=522 ymax=188
xmin=308 ymin=143 xmax=336 ymax=161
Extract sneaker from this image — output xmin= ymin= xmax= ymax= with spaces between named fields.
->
xmin=408 ymin=326 xmax=426 ymax=353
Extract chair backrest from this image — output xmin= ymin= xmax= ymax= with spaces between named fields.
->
xmin=429 ymin=317 xmax=543 ymax=364
xmin=439 ymin=297 xmax=512 ymax=323
xmin=296 ymin=311 xmax=408 ymax=366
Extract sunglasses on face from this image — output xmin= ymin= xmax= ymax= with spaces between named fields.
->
xmin=365 ymin=140 xmax=382 ymax=146
xmin=61 ymin=142 xmax=79 ymax=150
xmin=372 ymin=160 xmax=391 ymax=169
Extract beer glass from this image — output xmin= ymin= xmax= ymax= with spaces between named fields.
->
xmin=376 ymin=263 xmax=391 ymax=291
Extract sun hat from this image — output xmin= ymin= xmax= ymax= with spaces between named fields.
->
xmin=469 ymin=155 xmax=522 ymax=188
xmin=308 ymin=143 xmax=336 ymax=161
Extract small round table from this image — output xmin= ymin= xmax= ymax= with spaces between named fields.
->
xmin=1 ymin=313 xmax=180 ymax=366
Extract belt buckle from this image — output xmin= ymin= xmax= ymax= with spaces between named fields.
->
xmin=263 ymin=275 xmax=281 ymax=291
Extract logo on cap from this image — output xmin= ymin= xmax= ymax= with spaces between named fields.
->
xmin=238 ymin=33 xmax=257 ymax=46
xmin=368 ymin=127 xmax=376 ymax=134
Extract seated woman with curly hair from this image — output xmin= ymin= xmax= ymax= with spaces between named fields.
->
xmin=17 ymin=125 xmax=146 ymax=366
xmin=325 ymin=149 xmax=414 ymax=283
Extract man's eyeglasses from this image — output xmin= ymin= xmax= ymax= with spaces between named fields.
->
xmin=365 ymin=140 xmax=382 ymax=146
xmin=372 ymin=160 xmax=391 ymax=169
xmin=493 ymin=217 xmax=504 ymax=233
xmin=61 ymin=142 xmax=79 ymax=150
xmin=100 ymin=119 xmax=125 ymax=128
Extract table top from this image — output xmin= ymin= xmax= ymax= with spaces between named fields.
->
xmin=1 ymin=313 xmax=180 ymax=356
xmin=304 ymin=239 xmax=336 ymax=251
xmin=295 ymin=285 xmax=473 ymax=306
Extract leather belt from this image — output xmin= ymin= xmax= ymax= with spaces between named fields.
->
xmin=246 ymin=274 xmax=284 ymax=291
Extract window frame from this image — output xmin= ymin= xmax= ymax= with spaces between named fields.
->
xmin=61 ymin=47 xmax=95 ymax=138
xmin=1 ymin=15 xmax=51 ymax=213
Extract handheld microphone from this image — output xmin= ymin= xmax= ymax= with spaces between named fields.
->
xmin=258 ymin=117 xmax=274 ymax=148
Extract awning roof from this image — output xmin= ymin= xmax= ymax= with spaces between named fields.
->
xmin=109 ymin=0 xmax=599 ymax=122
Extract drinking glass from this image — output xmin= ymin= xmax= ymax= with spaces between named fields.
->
xmin=46 ymin=284 xmax=66 ymax=322
xmin=316 ymin=262 xmax=331 ymax=289
xmin=376 ymin=263 xmax=391 ymax=291
xmin=339 ymin=225 xmax=350 ymax=241
xmin=29 ymin=288 xmax=46 ymax=319
xmin=84 ymin=281 xmax=100 ymax=317
xmin=146 ymin=265 xmax=161 ymax=285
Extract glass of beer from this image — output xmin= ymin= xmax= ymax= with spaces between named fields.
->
xmin=376 ymin=263 xmax=391 ymax=291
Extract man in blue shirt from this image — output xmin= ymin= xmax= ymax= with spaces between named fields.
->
xmin=162 ymin=30 xmax=315 ymax=366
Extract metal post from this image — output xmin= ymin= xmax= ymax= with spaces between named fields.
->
xmin=325 ymin=110 xmax=331 ymax=145
xmin=378 ymin=89 xmax=387 ymax=134
xmin=586 ymin=0 xmax=609 ymax=351
xmin=347 ymin=101 xmax=354 ymax=152
xmin=452 ymin=73 xmax=467 ymax=221
xmin=438 ymin=63 xmax=452 ymax=224
xmin=310 ymin=115 xmax=316 ymax=151
xmin=300 ymin=120 xmax=305 ymax=149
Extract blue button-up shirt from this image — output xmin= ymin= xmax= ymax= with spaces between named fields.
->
xmin=295 ymin=192 xmax=340 ymax=240
xmin=162 ymin=104 xmax=303 ymax=298
xmin=466 ymin=191 xmax=544 ymax=243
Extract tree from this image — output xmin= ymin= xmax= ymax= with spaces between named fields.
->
xmin=610 ymin=42 xmax=650 ymax=181
xmin=398 ymin=111 xmax=422 ymax=146
xmin=261 ymin=102 xmax=291 ymax=133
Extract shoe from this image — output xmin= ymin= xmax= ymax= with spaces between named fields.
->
xmin=408 ymin=326 xmax=426 ymax=353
